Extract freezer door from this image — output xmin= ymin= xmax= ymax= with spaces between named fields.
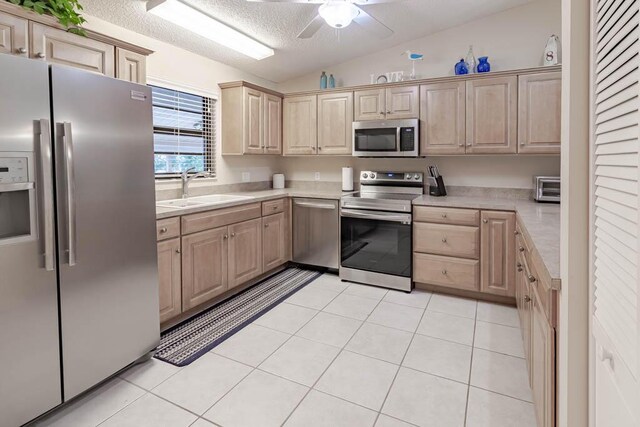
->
xmin=0 ymin=55 xmax=62 ymax=426
xmin=51 ymin=66 xmax=160 ymax=400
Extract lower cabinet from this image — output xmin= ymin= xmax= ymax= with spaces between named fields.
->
xmin=480 ymin=211 xmax=516 ymax=297
xmin=157 ymin=238 xmax=182 ymax=323
xmin=263 ymin=212 xmax=287 ymax=271
xmin=181 ymin=226 xmax=229 ymax=311
xmin=228 ymin=218 xmax=263 ymax=289
xmin=531 ymin=285 xmax=555 ymax=427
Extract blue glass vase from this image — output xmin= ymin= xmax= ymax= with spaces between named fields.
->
xmin=454 ymin=59 xmax=468 ymax=75
xmin=320 ymin=71 xmax=327 ymax=89
xmin=477 ymin=56 xmax=490 ymax=73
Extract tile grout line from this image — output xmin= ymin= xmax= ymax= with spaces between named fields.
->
xmin=91 ymin=381 xmax=149 ymax=427
xmin=463 ymin=300 xmax=479 ymax=427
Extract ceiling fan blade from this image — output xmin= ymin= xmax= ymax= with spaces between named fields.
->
xmin=298 ymin=14 xmax=325 ymax=39
xmin=352 ymin=7 xmax=394 ymax=39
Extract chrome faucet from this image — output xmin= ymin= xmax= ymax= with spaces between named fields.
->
xmin=181 ymin=167 xmax=210 ymax=199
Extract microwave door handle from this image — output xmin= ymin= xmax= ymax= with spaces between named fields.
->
xmin=396 ymin=127 xmax=401 ymax=153
xmin=38 ymin=119 xmax=55 ymax=271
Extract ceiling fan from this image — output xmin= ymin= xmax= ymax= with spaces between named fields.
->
xmin=247 ymin=0 xmax=402 ymax=39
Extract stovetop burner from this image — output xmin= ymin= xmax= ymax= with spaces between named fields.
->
xmin=341 ymin=171 xmax=425 ymax=213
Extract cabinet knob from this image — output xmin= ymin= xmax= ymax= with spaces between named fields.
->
xmin=379 ymin=111 xmax=384 ymax=115
xmin=175 ymin=249 xmax=181 ymax=254
xmin=514 ymin=230 xmax=519 ymax=235
xmin=483 ymin=219 xmax=488 ymax=223
xmin=441 ymin=213 xmax=447 ymax=218
xmin=441 ymin=269 xmax=447 ymax=275
xmin=318 ymin=147 xmax=322 ymax=150
xmin=441 ymin=237 xmax=447 ymax=243
xmin=524 ymin=295 xmax=531 ymax=303
xmin=264 ymin=223 xmax=269 ymax=228
xmin=16 ymin=47 xmax=27 ymax=54
xmin=386 ymin=111 xmax=391 ymax=114
xmin=231 ymin=232 xmax=236 ymax=237
xmin=159 ymin=227 xmax=168 ymax=233
xmin=35 ymin=52 xmax=45 ymax=59
xmin=223 ymin=234 xmax=228 ymax=240
xmin=527 ymin=274 xmax=536 ymax=283
xmin=519 ymin=246 xmax=525 ymax=252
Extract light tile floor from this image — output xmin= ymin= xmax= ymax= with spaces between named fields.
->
xmin=35 ymin=273 xmax=537 ymax=427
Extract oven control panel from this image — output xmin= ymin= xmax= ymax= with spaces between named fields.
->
xmin=361 ymin=171 xmax=423 ymax=184
xmin=0 ymin=157 xmax=29 ymax=184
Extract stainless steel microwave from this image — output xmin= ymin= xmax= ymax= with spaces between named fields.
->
xmin=352 ymin=119 xmax=419 ymax=157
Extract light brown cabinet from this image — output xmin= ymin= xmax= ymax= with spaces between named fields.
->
xmin=466 ymin=76 xmax=517 ymax=154
xmin=420 ymin=82 xmax=466 ymax=155
xmin=263 ymin=212 xmax=288 ymax=271
xmin=116 ymin=47 xmax=146 ymax=84
xmin=354 ymin=86 xmax=419 ymax=121
xmin=0 ymin=10 xmax=27 ymax=56
xmin=181 ymin=226 xmax=229 ymax=311
xmin=518 ymin=72 xmax=561 ymax=154
xmin=157 ymin=238 xmax=182 ymax=323
xmin=480 ymin=211 xmax=516 ymax=297
xmin=221 ymin=84 xmax=283 ymax=155
xmin=30 ymin=22 xmax=115 ymax=77
xmin=228 ymin=218 xmax=263 ymax=289
xmin=283 ymin=95 xmax=317 ymax=155
xmin=317 ymin=91 xmax=353 ymax=155
xmin=531 ymin=283 xmax=555 ymax=427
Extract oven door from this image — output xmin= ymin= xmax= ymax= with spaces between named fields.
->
xmin=340 ymin=209 xmax=412 ymax=280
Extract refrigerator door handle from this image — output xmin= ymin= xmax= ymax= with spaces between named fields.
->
xmin=61 ymin=122 xmax=77 ymax=266
xmin=38 ymin=119 xmax=56 ymax=271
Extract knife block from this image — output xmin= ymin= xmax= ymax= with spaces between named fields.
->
xmin=427 ymin=176 xmax=447 ymax=197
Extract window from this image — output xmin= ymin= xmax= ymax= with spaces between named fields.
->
xmin=151 ymin=85 xmax=216 ymax=177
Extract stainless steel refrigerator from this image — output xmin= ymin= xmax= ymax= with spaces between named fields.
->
xmin=0 ymin=54 xmax=160 ymax=427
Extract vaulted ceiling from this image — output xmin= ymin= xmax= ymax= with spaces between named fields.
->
xmin=81 ymin=0 xmax=533 ymax=82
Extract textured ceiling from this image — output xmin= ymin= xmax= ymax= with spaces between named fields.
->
xmin=81 ymin=0 xmax=532 ymax=82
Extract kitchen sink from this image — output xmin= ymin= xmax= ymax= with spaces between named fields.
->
xmin=156 ymin=194 xmax=255 ymax=209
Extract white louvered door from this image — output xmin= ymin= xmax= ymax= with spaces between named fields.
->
xmin=591 ymin=0 xmax=639 ymax=425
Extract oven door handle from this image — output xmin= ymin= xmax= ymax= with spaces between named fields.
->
xmin=341 ymin=209 xmax=412 ymax=224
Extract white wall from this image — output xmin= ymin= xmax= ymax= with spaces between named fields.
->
xmin=83 ymin=15 xmax=281 ymax=189
xmin=278 ymin=0 xmax=561 ymax=92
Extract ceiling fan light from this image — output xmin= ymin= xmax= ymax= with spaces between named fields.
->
xmin=318 ymin=2 xmax=360 ymax=29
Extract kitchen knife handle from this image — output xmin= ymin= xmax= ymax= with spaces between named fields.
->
xmin=61 ymin=122 xmax=77 ymax=266
xmin=39 ymin=119 xmax=55 ymax=271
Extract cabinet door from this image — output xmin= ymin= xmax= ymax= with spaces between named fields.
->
xmin=318 ymin=91 xmax=353 ymax=155
xmin=420 ymin=82 xmax=466 ymax=155
xmin=244 ymin=88 xmax=264 ymax=154
xmin=354 ymin=88 xmax=385 ymax=121
xmin=116 ymin=47 xmax=146 ymax=84
xmin=30 ymin=23 xmax=115 ymax=77
xmin=386 ymin=85 xmax=419 ymax=119
xmin=182 ymin=226 xmax=228 ymax=311
xmin=0 ymin=11 xmax=28 ymax=56
xmin=480 ymin=211 xmax=516 ymax=297
xmin=264 ymin=93 xmax=282 ymax=154
xmin=531 ymin=287 xmax=555 ymax=427
xmin=263 ymin=212 xmax=287 ymax=271
xmin=228 ymin=218 xmax=263 ymax=289
xmin=283 ymin=95 xmax=317 ymax=155
xmin=157 ymin=238 xmax=182 ymax=323
xmin=466 ymin=76 xmax=517 ymax=153
xmin=518 ymin=72 xmax=561 ymax=154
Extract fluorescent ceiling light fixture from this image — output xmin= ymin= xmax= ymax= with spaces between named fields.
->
xmin=319 ymin=1 xmax=360 ymax=29
xmin=146 ymin=0 xmax=274 ymax=60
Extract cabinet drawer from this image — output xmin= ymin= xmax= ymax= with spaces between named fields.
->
xmin=157 ymin=217 xmax=180 ymax=241
xmin=414 ymin=223 xmax=479 ymax=259
xmin=414 ymin=206 xmax=480 ymax=226
xmin=262 ymin=198 xmax=285 ymax=216
xmin=413 ymin=253 xmax=479 ymax=291
xmin=182 ymin=203 xmax=262 ymax=235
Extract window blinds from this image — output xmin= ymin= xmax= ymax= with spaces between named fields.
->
xmin=593 ymin=0 xmax=639 ymax=397
xmin=151 ymin=86 xmax=217 ymax=177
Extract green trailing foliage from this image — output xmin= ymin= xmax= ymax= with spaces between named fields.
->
xmin=6 ymin=0 xmax=86 ymax=36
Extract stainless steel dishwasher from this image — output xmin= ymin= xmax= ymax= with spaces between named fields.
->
xmin=292 ymin=198 xmax=339 ymax=269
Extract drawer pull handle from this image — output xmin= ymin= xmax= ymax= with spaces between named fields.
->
xmin=519 ymin=246 xmax=525 ymax=252
xmin=524 ymin=295 xmax=531 ymax=303
xmin=441 ymin=269 xmax=447 ymax=275
xmin=528 ymin=274 xmax=536 ymax=283
xmin=441 ymin=237 xmax=447 ymax=243
xmin=159 ymin=227 xmax=168 ymax=233
xmin=517 ymin=262 xmax=522 ymax=272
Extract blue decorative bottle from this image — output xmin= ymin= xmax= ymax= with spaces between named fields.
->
xmin=477 ymin=56 xmax=491 ymax=73
xmin=329 ymin=74 xmax=335 ymax=88
xmin=454 ymin=59 xmax=468 ymax=75
xmin=320 ymin=71 xmax=327 ymax=89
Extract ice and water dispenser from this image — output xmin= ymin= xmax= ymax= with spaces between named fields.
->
xmin=0 ymin=154 xmax=37 ymax=243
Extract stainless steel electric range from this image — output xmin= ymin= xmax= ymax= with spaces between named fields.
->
xmin=340 ymin=171 xmax=424 ymax=292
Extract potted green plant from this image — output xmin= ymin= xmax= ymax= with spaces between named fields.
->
xmin=6 ymin=0 xmax=86 ymax=35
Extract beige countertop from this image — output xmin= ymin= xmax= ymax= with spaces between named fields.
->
xmin=413 ymin=195 xmax=560 ymax=282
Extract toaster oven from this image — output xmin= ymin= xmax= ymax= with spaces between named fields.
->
xmin=534 ymin=176 xmax=560 ymax=203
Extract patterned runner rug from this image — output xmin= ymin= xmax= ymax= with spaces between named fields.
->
xmin=154 ymin=267 xmax=323 ymax=366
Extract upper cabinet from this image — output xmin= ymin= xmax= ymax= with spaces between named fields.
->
xmin=0 ymin=4 xmax=151 ymax=81
xmin=466 ymin=76 xmax=518 ymax=154
xmin=283 ymin=94 xmax=318 ymax=155
xmin=220 ymin=82 xmax=283 ymax=155
xmin=518 ymin=72 xmax=561 ymax=154
xmin=354 ymin=86 xmax=419 ymax=121
xmin=420 ymin=82 xmax=466 ymax=155
xmin=317 ymin=91 xmax=353 ymax=155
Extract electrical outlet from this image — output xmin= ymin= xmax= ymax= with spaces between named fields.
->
xmin=314 ymin=172 xmax=321 ymax=181
xmin=242 ymin=172 xmax=250 ymax=182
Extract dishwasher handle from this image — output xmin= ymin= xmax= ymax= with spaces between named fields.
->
xmin=293 ymin=200 xmax=337 ymax=210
